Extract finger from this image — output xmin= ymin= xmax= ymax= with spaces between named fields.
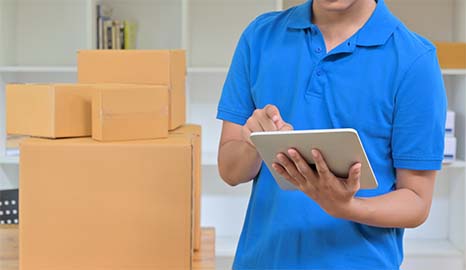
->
xmin=245 ymin=116 xmax=262 ymax=133
xmin=264 ymin=105 xmax=286 ymax=129
xmin=264 ymin=104 xmax=280 ymax=122
xmin=251 ymin=109 xmax=277 ymax=131
xmin=256 ymin=112 xmax=278 ymax=131
xmin=279 ymin=123 xmax=294 ymax=131
xmin=276 ymin=153 xmax=306 ymax=185
xmin=243 ymin=118 xmax=261 ymax=146
xmin=347 ymin=163 xmax=362 ymax=192
xmin=272 ymin=163 xmax=300 ymax=187
xmin=287 ymin=148 xmax=317 ymax=180
xmin=311 ymin=149 xmax=333 ymax=179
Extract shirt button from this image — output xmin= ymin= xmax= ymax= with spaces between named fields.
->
xmin=315 ymin=47 xmax=322 ymax=53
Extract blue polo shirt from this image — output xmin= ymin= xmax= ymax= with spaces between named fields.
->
xmin=217 ymin=0 xmax=447 ymax=269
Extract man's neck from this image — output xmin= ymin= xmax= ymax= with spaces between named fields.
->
xmin=312 ymin=0 xmax=376 ymax=29
xmin=311 ymin=0 xmax=377 ymax=52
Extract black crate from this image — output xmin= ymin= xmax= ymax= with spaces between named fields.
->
xmin=0 ymin=189 xmax=19 ymax=225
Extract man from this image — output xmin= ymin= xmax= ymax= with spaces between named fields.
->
xmin=217 ymin=0 xmax=446 ymax=269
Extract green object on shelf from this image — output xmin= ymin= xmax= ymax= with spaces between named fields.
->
xmin=124 ymin=21 xmax=137 ymax=49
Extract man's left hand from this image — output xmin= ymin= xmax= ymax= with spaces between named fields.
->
xmin=272 ymin=148 xmax=362 ymax=218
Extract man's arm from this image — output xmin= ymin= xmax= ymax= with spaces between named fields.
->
xmin=218 ymin=121 xmax=262 ymax=186
xmin=273 ymin=148 xmax=435 ymax=228
xmin=344 ymin=168 xmax=435 ymax=228
xmin=218 ymin=105 xmax=293 ymax=186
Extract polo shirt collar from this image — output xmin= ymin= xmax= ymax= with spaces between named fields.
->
xmin=287 ymin=0 xmax=313 ymax=29
xmin=356 ymin=0 xmax=401 ymax=46
xmin=287 ymin=0 xmax=400 ymax=47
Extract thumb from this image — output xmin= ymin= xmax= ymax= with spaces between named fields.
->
xmin=347 ymin=163 xmax=361 ymax=192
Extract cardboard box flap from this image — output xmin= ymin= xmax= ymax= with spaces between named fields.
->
xmin=170 ymin=124 xmax=201 ymax=137
xmin=99 ymin=87 xmax=167 ymax=116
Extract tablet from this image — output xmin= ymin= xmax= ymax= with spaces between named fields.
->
xmin=250 ymin=128 xmax=378 ymax=190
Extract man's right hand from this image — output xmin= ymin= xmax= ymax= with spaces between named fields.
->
xmin=242 ymin=104 xmax=293 ymax=146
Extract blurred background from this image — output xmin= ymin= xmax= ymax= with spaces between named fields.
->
xmin=0 ymin=0 xmax=465 ymax=269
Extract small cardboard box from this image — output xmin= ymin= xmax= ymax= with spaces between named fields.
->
xmin=170 ymin=124 xmax=202 ymax=251
xmin=444 ymin=136 xmax=457 ymax=163
xmin=92 ymin=84 xmax=169 ymax=141
xmin=19 ymin=127 xmax=200 ymax=270
xmin=6 ymin=84 xmax=93 ymax=138
xmin=446 ymin=110 xmax=455 ymax=137
xmin=433 ymin=42 xmax=466 ymax=69
xmin=78 ymin=50 xmax=186 ymax=130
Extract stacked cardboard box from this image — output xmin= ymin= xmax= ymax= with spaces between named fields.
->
xmin=444 ymin=110 xmax=456 ymax=163
xmin=7 ymin=50 xmax=202 ymax=270
xmin=433 ymin=42 xmax=466 ymax=69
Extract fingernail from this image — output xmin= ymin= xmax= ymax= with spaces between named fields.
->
xmin=287 ymin=149 xmax=295 ymax=157
xmin=355 ymin=167 xmax=361 ymax=175
xmin=311 ymin=149 xmax=318 ymax=157
xmin=355 ymin=163 xmax=362 ymax=170
xmin=272 ymin=115 xmax=279 ymax=122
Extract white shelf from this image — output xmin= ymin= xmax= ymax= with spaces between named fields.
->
xmin=0 ymin=67 xmax=461 ymax=75
xmin=202 ymin=153 xmax=466 ymax=169
xmin=188 ymin=67 xmax=229 ymax=73
xmin=0 ymin=151 xmax=218 ymax=166
xmin=404 ymin=239 xmax=462 ymax=257
xmin=0 ymin=0 xmax=91 ymax=66
xmin=202 ymin=151 xmax=218 ymax=166
xmin=105 ymin=0 xmax=183 ymax=50
xmin=443 ymin=160 xmax=466 ymax=168
xmin=216 ymin=236 xmax=463 ymax=258
xmin=0 ymin=66 xmax=231 ymax=74
xmin=442 ymin=69 xmax=466 ymax=76
xmin=0 ymin=66 xmax=77 ymax=73
xmin=0 ymin=156 xmax=19 ymax=165
xmin=188 ymin=0 xmax=277 ymax=67
xmin=216 ymin=236 xmax=237 ymax=257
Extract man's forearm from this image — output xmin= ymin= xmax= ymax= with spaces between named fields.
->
xmin=342 ymin=188 xmax=430 ymax=228
xmin=218 ymin=140 xmax=262 ymax=186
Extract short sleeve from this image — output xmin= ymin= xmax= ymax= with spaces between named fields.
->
xmin=216 ymin=23 xmax=256 ymax=126
xmin=392 ymin=49 xmax=447 ymax=170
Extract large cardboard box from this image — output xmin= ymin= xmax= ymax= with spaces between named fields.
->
xmin=6 ymin=84 xmax=94 ymax=138
xmin=92 ymin=84 xmax=169 ymax=141
xmin=433 ymin=42 xmax=466 ymax=69
xmin=19 ymin=127 xmax=200 ymax=270
xmin=78 ymin=50 xmax=186 ymax=130
xmin=171 ymin=124 xmax=202 ymax=251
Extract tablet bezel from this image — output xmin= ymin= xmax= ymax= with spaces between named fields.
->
xmin=250 ymin=128 xmax=378 ymax=190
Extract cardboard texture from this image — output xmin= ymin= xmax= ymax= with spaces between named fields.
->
xmin=20 ymin=132 xmax=196 ymax=270
xmin=6 ymin=84 xmax=94 ymax=138
xmin=92 ymin=84 xmax=169 ymax=141
xmin=433 ymin=42 xmax=466 ymax=69
xmin=171 ymin=124 xmax=202 ymax=251
xmin=77 ymin=50 xmax=186 ymax=130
